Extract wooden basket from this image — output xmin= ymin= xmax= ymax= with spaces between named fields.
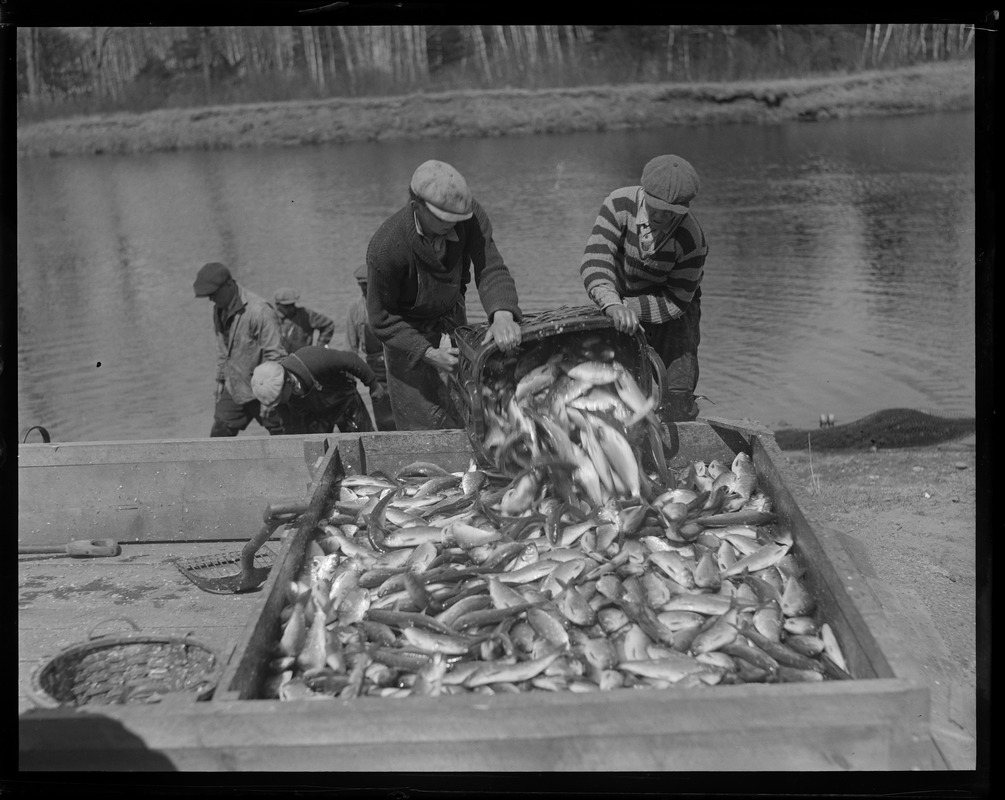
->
xmin=447 ymin=305 xmax=667 ymax=463
xmin=30 ymin=618 xmax=221 ymax=707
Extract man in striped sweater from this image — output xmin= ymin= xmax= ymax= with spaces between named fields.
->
xmin=366 ymin=160 xmax=523 ymax=430
xmin=580 ymin=154 xmax=708 ymax=421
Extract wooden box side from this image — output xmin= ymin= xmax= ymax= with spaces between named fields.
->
xmin=17 ymin=436 xmax=342 ymax=545
xmin=21 ymin=678 xmax=940 ymax=771
xmin=214 ymin=441 xmax=352 ymax=702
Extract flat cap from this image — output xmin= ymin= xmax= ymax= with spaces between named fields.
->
xmin=410 ymin=160 xmax=473 ymax=222
xmin=353 ymin=264 xmax=368 ymax=283
xmin=251 ymin=361 xmax=286 ymax=410
xmin=193 ymin=262 xmax=233 ymax=296
xmin=641 ymin=155 xmax=700 ymax=214
xmin=274 ymin=287 xmax=300 ymax=305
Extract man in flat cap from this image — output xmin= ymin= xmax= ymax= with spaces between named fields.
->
xmin=365 ymin=159 xmax=523 ymax=430
xmin=579 ymin=154 xmax=709 ymax=421
xmin=273 ymin=287 xmax=336 ymax=353
xmin=345 ymin=265 xmax=395 ymax=430
xmin=250 ymin=345 xmax=387 ymax=434
xmin=193 ymin=262 xmax=290 ymax=436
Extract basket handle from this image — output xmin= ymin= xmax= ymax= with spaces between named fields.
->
xmin=88 ymin=617 xmax=141 ymax=640
xmin=645 ymin=345 xmax=668 ymax=408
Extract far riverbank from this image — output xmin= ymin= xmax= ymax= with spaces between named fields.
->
xmin=16 ymin=61 xmax=974 ymax=158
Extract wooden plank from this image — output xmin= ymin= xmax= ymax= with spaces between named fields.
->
xmin=17 ymin=435 xmax=332 ymax=467
xmin=18 ymin=679 xmax=937 ymax=771
xmin=358 ymin=429 xmax=474 ymax=475
xmin=18 ymin=436 xmax=362 ymax=545
xmin=215 ymin=443 xmax=347 ymax=702
xmin=752 ymin=435 xmax=894 ymax=681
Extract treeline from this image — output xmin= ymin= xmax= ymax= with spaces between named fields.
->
xmin=16 ymin=24 xmax=976 ymax=121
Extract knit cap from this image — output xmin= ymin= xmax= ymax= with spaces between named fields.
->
xmin=641 ymin=155 xmax=700 ymax=213
xmin=410 ymin=160 xmax=473 ymax=222
xmin=250 ymin=361 xmax=286 ymax=409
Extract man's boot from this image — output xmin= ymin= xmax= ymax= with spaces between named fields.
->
xmin=663 ymin=391 xmax=700 ymax=422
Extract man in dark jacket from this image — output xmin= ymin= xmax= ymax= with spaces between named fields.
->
xmin=273 ymin=287 xmax=336 ymax=353
xmin=250 ymin=345 xmax=388 ymax=434
xmin=365 ymin=159 xmax=523 ymax=430
xmin=345 ymin=265 xmax=395 ymax=430
xmin=193 ymin=262 xmax=290 ymax=437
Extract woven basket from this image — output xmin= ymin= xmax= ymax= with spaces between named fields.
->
xmin=448 ymin=305 xmax=667 ymax=463
xmin=30 ymin=618 xmax=221 ymax=707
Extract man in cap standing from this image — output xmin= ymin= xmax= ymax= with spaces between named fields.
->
xmin=365 ymin=159 xmax=523 ymax=430
xmin=579 ymin=154 xmax=709 ymax=421
xmin=250 ymin=345 xmax=386 ymax=434
xmin=346 ymin=265 xmax=395 ymax=430
xmin=193 ymin=262 xmax=290 ymax=436
xmin=273 ymin=287 xmax=337 ymax=353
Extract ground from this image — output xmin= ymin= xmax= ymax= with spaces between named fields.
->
xmin=777 ymin=434 xmax=980 ymax=769
xmin=16 ymin=61 xmax=975 ymax=157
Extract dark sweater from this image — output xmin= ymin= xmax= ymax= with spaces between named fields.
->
xmin=365 ymin=198 xmax=522 ymax=367
xmin=281 ymin=346 xmax=377 ymax=407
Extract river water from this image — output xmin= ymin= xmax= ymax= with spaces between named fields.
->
xmin=16 ymin=111 xmax=976 ymax=442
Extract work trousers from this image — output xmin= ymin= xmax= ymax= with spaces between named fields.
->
xmin=384 ymin=344 xmax=463 ymax=431
xmin=210 ymin=388 xmax=291 ymax=437
xmin=642 ymin=297 xmax=701 ymax=422
xmin=296 ymin=392 xmax=375 ymax=435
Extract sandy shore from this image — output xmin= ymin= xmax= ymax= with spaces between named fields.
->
xmin=777 ymin=432 xmax=979 ymax=770
xmin=16 ymin=61 xmax=975 ymax=158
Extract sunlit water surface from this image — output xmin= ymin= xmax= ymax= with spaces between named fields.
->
xmin=16 ymin=111 xmax=976 ymax=441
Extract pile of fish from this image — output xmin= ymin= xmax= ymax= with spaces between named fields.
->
xmin=262 ymin=336 xmax=852 ymax=701
xmin=477 ymin=333 xmax=672 ymax=488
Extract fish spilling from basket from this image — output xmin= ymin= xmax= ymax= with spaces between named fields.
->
xmin=262 ymin=344 xmax=852 ymax=701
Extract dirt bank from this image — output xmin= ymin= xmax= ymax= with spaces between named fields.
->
xmin=16 ymin=61 xmax=975 ymax=158
xmin=777 ymin=433 xmax=979 ymax=769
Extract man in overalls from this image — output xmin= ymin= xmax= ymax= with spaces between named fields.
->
xmin=346 ymin=264 xmax=396 ymax=430
xmin=193 ymin=262 xmax=291 ymax=437
xmin=365 ymin=160 xmax=523 ymax=430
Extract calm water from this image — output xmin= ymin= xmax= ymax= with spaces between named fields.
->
xmin=16 ymin=111 xmax=976 ymax=442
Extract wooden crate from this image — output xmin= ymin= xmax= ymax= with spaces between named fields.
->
xmin=17 ymin=423 xmax=947 ymax=770
xmin=17 ymin=435 xmax=352 ymax=545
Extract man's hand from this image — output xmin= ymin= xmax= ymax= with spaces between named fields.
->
xmin=483 ymin=310 xmax=521 ymax=352
xmin=370 ymin=383 xmax=388 ymax=402
xmin=215 ymin=380 xmax=225 ymax=403
xmin=604 ymin=303 xmax=639 ymax=334
xmin=422 ymin=344 xmax=459 ymax=372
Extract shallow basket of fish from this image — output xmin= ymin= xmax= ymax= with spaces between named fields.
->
xmin=448 ymin=305 xmax=666 ymax=466
xmin=30 ymin=618 xmax=221 ymax=708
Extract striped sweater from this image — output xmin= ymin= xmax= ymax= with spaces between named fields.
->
xmin=580 ymin=186 xmax=708 ymax=324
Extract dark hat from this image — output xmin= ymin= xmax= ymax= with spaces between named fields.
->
xmin=410 ymin=160 xmax=473 ymax=222
xmin=353 ymin=264 xmax=368 ymax=283
xmin=274 ymin=287 xmax=300 ymax=305
xmin=193 ymin=262 xmax=233 ymax=296
xmin=641 ymin=155 xmax=700 ymax=214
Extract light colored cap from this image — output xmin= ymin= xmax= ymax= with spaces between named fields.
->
xmin=250 ymin=361 xmax=286 ymax=408
xmin=353 ymin=264 xmax=368 ymax=283
xmin=274 ymin=287 xmax=300 ymax=305
xmin=410 ymin=160 xmax=473 ymax=222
